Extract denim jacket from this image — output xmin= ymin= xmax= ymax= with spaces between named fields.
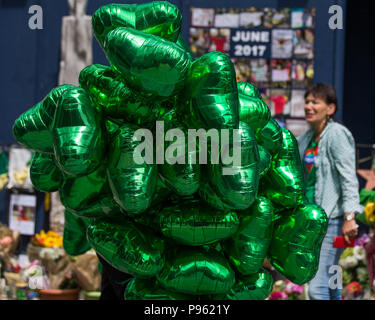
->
xmin=297 ymin=120 xmax=363 ymax=219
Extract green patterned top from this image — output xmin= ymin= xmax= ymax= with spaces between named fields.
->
xmin=303 ymin=138 xmax=319 ymax=204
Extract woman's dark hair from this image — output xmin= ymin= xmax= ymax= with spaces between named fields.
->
xmin=304 ymin=83 xmax=338 ymax=119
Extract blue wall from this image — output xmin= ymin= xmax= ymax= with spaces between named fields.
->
xmin=343 ymin=0 xmax=375 ymax=146
xmin=0 ymin=0 xmax=347 ymax=143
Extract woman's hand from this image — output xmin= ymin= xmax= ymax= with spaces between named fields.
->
xmin=341 ymin=218 xmax=358 ymax=245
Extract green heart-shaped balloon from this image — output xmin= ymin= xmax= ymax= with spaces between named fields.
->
xmin=157 ymin=246 xmax=235 ymax=295
xmin=180 ymin=51 xmax=239 ymax=130
xmin=87 ymin=217 xmax=165 ymax=278
xmin=176 ymin=34 xmax=195 ymax=62
xmin=158 ymin=109 xmax=200 ymax=196
xmin=52 ymin=86 xmax=105 ymax=177
xmin=238 ymin=81 xmax=262 ymax=99
xmin=224 ymin=196 xmax=274 ymax=275
xmin=212 ymin=268 xmax=274 ymax=300
xmin=157 ymin=198 xmax=239 ymax=246
xmin=258 ymin=144 xmax=272 ymax=178
xmin=107 ymin=123 xmax=157 ymax=215
xmin=238 ymin=82 xmax=270 ymax=134
xmin=125 ymin=278 xmax=194 ymax=300
xmin=63 ymin=210 xmax=92 ymax=256
xmin=79 ymin=64 xmax=167 ymax=126
xmin=92 ymin=2 xmax=182 ymax=49
xmin=104 ymin=27 xmax=190 ymax=99
xmin=198 ymin=175 xmax=234 ymax=211
xmin=256 ymin=118 xmax=283 ymax=157
xmin=29 ymin=152 xmax=62 ymax=192
xmin=13 ymin=85 xmax=73 ymax=153
xmin=261 ymin=127 xmax=304 ymax=208
xmin=268 ymin=204 xmax=328 ymax=284
xmin=59 ymin=164 xmax=120 ymax=218
xmin=207 ymin=122 xmax=260 ymax=210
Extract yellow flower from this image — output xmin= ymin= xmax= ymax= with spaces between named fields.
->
xmin=44 ymin=238 xmax=57 ymax=248
xmin=364 ymin=201 xmax=375 ymax=224
xmin=47 ymin=231 xmax=59 ymax=238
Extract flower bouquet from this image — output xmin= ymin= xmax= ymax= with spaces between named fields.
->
xmin=0 ymin=223 xmax=20 ymax=270
xmin=27 ymin=230 xmax=64 ymax=263
xmin=357 ymin=189 xmax=375 ymax=227
xmin=339 ymin=233 xmax=375 ymax=300
xmin=268 ymin=279 xmax=305 ymax=300
xmin=27 ymin=230 xmax=78 ymax=294
xmin=31 ymin=230 xmax=63 ymax=248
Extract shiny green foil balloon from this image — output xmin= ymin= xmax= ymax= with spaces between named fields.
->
xmin=87 ymin=217 xmax=165 ymax=277
xmin=107 ymin=123 xmax=157 ymax=215
xmin=157 ymin=246 xmax=235 ymax=295
xmin=198 ymin=176 xmax=234 ymax=211
xmin=268 ymin=204 xmax=328 ymax=285
xmin=125 ymin=278 xmax=194 ymax=300
xmin=104 ymin=119 xmax=121 ymax=143
xmin=63 ymin=210 xmax=91 ymax=256
xmin=30 ymin=152 xmax=62 ymax=192
xmin=180 ymin=51 xmax=239 ymax=130
xmin=52 ymin=86 xmax=104 ymax=177
xmin=92 ymin=2 xmax=182 ymax=49
xmin=261 ymin=127 xmax=304 ymax=208
xmin=257 ymin=145 xmax=272 ymax=178
xmin=131 ymin=180 xmax=172 ymax=231
xmin=207 ymin=122 xmax=260 ymax=210
xmin=212 ymin=269 xmax=273 ymax=300
xmin=158 ymin=109 xmax=200 ymax=196
xmin=176 ymin=34 xmax=195 ymax=62
xmin=12 ymin=85 xmax=73 ymax=153
xmin=255 ymin=118 xmax=283 ymax=157
xmin=149 ymin=179 xmax=171 ymax=209
xmin=59 ymin=165 xmax=120 ymax=218
xmin=224 ymin=197 xmax=274 ymax=275
xmin=238 ymin=82 xmax=270 ymax=134
xmin=79 ymin=64 xmax=167 ymax=126
xmin=104 ymin=27 xmax=190 ymax=99
xmin=237 ymin=82 xmax=262 ymax=100
xmin=271 ymin=206 xmax=289 ymax=226
xmin=157 ymin=198 xmax=239 ymax=246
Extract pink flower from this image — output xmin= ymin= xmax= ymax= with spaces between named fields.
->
xmin=355 ymin=234 xmax=370 ymax=247
xmin=290 ymin=285 xmax=303 ymax=294
xmin=284 ymin=279 xmax=291 ymax=284
xmin=270 ymin=291 xmax=288 ymax=300
xmin=0 ymin=236 xmax=12 ymax=245
xmin=284 ymin=282 xmax=303 ymax=295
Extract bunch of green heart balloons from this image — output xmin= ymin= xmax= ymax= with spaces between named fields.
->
xmin=12 ymin=2 xmax=328 ymax=300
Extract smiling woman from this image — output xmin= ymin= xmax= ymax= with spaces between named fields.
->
xmin=304 ymin=84 xmax=338 ymax=135
xmin=297 ymin=83 xmax=363 ymax=300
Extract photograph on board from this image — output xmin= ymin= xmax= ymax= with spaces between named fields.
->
xmin=271 ymin=29 xmax=294 ymax=59
xmin=291 ymin=8 xmax=316 ymax=29
xmin=264 ymin=8 xmax=290 ymax=28
xmin=271 ymin=59 xmax=292 ymax=88
xmin=293 ymin=29 xmax=315 ymax=59
xmin=269 ymin=89 xmax=292 ymax=116
xmin=214 ymin=8 xmax=240 ymax=28
xmin=189 ymin=27 xmax=230 ymax=57
xmin=239 ymin=7 xmax=264 ymax=28
xmin=291 ymin=89 xmax=307 ymax=118
xmin=191 ymin=7 xmax=215 ymax=27
xmin=8 ymin=193 xmax=36 ymax=236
